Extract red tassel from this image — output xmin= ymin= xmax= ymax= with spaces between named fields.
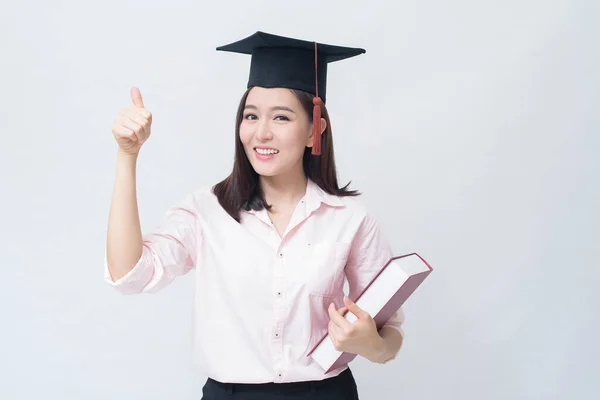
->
xmin=312 ymin=96 xmax=322 ymax=155
xmin=311 ymin=41 xmax=323 ymax=155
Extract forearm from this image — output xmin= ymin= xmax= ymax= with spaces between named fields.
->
xmin=106 ymin=150 xmax=143 ymax=281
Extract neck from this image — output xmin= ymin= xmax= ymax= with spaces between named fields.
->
xmin=260 ymin=168 xmax=308 ymax=209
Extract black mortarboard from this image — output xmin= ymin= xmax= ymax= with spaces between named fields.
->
xmin=216 ymin=31 xmax=366 ymax=154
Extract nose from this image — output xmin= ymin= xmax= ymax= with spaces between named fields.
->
xmin=255 ymin=120 xmax=273 ymax=141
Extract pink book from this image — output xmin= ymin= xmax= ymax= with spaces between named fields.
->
xmin=306 ymin=253 xmax=433 ymax=373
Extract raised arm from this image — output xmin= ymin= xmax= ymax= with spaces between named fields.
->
xmin=106 ymin=87 xmax=152 ymax=281
xmin=105 ymin=88 xmax=198 ymax=294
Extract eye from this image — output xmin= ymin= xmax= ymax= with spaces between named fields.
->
xmin=244 ymin=113 xmax=258 ymax=120
xmin=274 ymin=115 xmax=290 ymax=121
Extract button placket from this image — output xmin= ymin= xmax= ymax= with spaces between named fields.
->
xmin=272 ymin=246 xmax=286 ymax=381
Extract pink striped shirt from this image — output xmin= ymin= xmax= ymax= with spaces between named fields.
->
xmin=104 ymin=178 xmax=404 ymax=383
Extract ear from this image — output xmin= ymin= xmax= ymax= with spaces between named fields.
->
xmin=320 ymin=117 xmax=327 ymax=135
xmin=306 ymin=117 xmax=327 ymax=147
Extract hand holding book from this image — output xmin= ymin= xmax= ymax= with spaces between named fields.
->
xmin=327 ymin=296 xmax=387 ymax=363
xmin=308 ymin=253 xmax=433 ymax=373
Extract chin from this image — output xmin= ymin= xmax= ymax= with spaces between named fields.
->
xmin=250 ymin=163 xmax=281 ymax=177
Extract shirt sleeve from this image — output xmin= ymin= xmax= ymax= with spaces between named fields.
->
xmin=381 ymin=308 xmax=405 ymax=337
xmin=104 ymin=199 xmax=201 ymax=295
xmin=344 ymin=212 xmax=405 ymax=337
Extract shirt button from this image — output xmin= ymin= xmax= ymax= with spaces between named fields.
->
xmin=279 ymin=252 xmax=283 ymax=257
xmin=277 ymin=292 xmax=282 ymax=296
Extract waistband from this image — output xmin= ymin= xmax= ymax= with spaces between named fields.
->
xmin=206 ymin=367 xmax=354 ymax=395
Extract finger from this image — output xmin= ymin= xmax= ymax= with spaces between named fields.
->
xmin=112 ymin=125 xmax=138 ymax=142
xmin=126 ymin=112 xmax=150 ymax=134
xmin=344 ymin=296 xmax=369 ymax=319
xmin=131 ymin=107 xmax=152 ymax=122
xmin=328 ymin=323 xmax=337 ymax=346
xmin=328 ymin=321 xmax=344 ymax=350
xmin=118 ymin=116 xmax=144 ymax=141
xmin=328 ymin=302 xmax=351 ymax=329
xmin=131 ymin=87 xmax=145 ymax=108
xmin=328 ymin=320 xmax=341 ymax=340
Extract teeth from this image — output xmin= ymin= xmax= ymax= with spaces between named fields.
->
xmin=256 ymin=148 xmax=279 ymax=155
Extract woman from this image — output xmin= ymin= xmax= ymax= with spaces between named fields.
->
xmin=105 ymin=31 xmax=405 ymax=399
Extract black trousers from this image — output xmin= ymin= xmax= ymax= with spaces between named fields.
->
xmin=201 ymin=368 xmax=360 ymax=399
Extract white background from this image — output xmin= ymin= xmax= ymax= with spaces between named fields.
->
xmin=1 ymin=1 xmax=598 ymax=399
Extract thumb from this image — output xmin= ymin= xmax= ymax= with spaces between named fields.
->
xmin=131 ymin=87 xmax=144 ymax=108
xmin=344 ymin=296 xmax=366 ymax=318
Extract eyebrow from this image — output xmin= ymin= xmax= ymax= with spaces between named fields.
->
xmin=244 ymin=104 xmax=296 ymax=113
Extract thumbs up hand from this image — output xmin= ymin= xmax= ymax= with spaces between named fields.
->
xmin=111 ymin=87 xmax=153 ymax=155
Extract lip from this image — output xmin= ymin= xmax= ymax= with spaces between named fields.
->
xmin=254 ymin=147 xmax=279 ymax=161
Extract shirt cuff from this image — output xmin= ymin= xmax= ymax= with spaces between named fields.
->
xmin=380 ymin=308 xmax=405 ymax=338
xmin=381 ymin=323 xmax=405 ymax=338
xmin=104 ymin=247 xmax=156 ymax=294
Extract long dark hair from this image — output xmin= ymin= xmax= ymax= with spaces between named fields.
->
xmin=213 ymin=87 xmax=359 ymax=222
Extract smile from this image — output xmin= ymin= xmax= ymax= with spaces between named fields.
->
xmin=255 ymin=148 xmax=279 ymax=155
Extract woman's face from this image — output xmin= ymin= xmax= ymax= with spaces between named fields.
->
xmin=239 ymin=87 xmax=316 ymax=178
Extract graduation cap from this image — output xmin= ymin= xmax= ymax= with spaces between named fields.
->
xmin=216 ymin=31 xmax=366 ymax=155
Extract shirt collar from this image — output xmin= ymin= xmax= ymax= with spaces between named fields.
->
xmin=305 ymin=178 xmax=344 ymax=209
xmin=244 ymin=178 xmax=344 ymax=217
